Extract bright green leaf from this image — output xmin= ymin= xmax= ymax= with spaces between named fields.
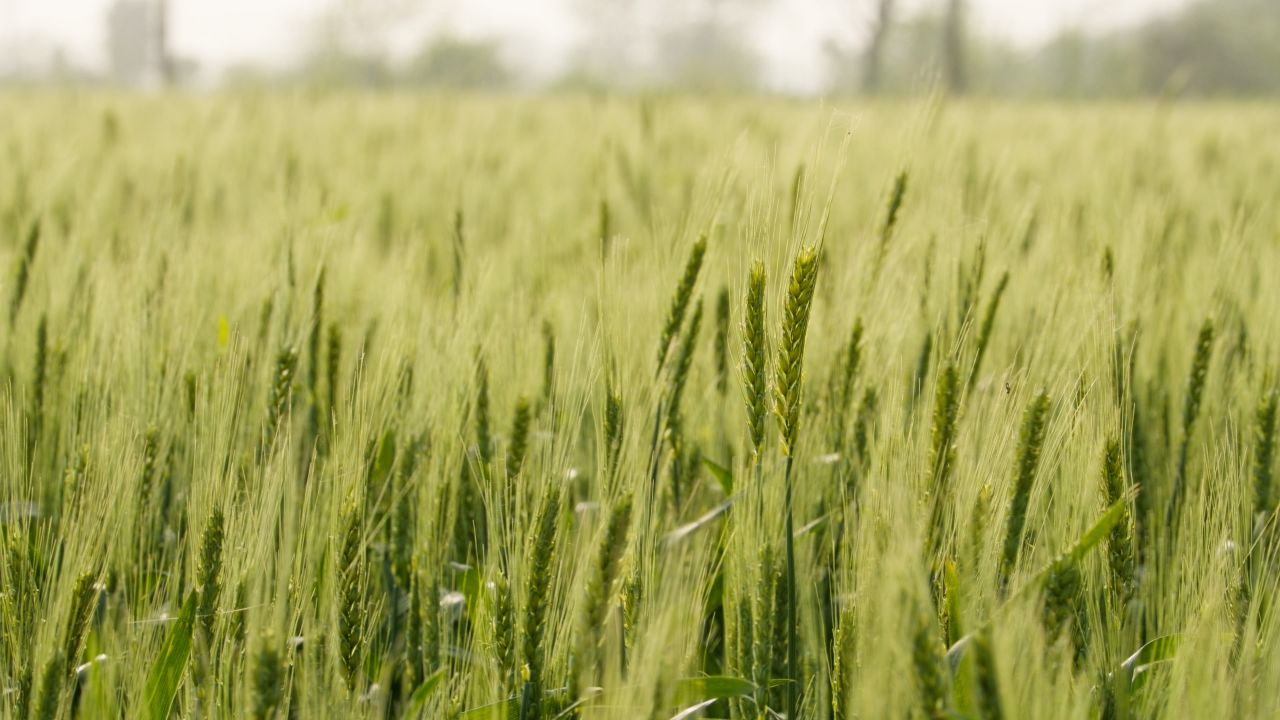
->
xmin=143 ymin=592 xmax=197 ymax=720
xmin=701 ymin=457 xmax=733 ymax=495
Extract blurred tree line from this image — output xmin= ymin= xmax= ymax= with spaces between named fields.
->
xmin=10 ymin=0 xmax=1275 ymax=95
xmin=277 ymin=0 xmax=1280 ymax=96
xmin=826 ymin=0 xmax=1280 ymax=97
xmin=273 ymin=0 xmax=766 ymax=92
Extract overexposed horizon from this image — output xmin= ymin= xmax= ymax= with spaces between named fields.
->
xmin=0 ymin=0 xmax=1191 ymax=92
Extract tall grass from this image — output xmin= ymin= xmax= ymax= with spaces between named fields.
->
xmin=0 ymin=95 xmax=1277 ymax=719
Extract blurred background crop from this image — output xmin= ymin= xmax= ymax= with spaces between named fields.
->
xmin=0 ymin=0 xmax=1277 ymax=97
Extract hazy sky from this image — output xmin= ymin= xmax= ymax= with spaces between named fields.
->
xmin=1 ymin=0 xmax=1190 ymax=89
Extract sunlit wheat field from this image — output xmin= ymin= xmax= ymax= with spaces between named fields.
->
xmin=1 ymin=94 xmax=1279 ymax=719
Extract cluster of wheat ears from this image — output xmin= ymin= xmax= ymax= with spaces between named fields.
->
xmin=1 ymin=96 xmax=1279 ymax=719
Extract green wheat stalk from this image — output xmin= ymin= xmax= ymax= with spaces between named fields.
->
xmin=1165 ymin=318 xmax=1214 ymax=534
xmin=774 ymin=245 xmax=819 ymax=720
xmin=506 ymin=397 xmax=532 ymax=479
xmin=251 ymin=633 xmax=284 ymax=720
xmin=336 ymin=500 xmax=364 ymax=693
xmin=1100 ymin=439 xmax=1135 ymax=605
xmin=927 ymin=362 xmax=961 ymax=561
xmin=999 ymin=392 xmax=1051 ymax=590
xmin=874 ymin=171 xmax=908 ymax=276
xmin=519 ymin=488 xmax=560 ymax=720
xmin=742 ymin=261 xmax=769 ymax=465
xmin=540 ymin=321 xmax=555 ymax=412
xmin=1253 ymin=384 xmax=1278 ymax=520
xmin=196 ymin=509 xmax=225 ymax=642
xmin=62 ymin=572 xmax=98 ymax=677
xmin=666 ymin=299 xmax=703 ymax=510
xmin=604 ymin=383 xmax=624 ymax=481
xmin=10 ymin=218 xmax=40 ymax=324
xmin=968 ymin=271 xmax=1010 ymax=393
xmin=474 ymin=354 xmax=494 ymax=467
xmin=714 ymin=287 xmax=731 ymax=396
xmin=656 ymin=235 xmax=708 ymax=375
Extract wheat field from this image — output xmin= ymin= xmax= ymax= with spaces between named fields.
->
xmin=1 ymin=94 xmax=1279 ymax=719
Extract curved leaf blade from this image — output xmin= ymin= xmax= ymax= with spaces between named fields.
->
xmin=143 ymin=592 xmax=197 ymax=720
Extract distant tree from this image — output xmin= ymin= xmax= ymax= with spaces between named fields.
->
xmin=567 ymin=0 xmax=645 ymax=87
xmin=657 ymin=12 xmax=759 ymax=91
xmin=402 ymin=36 xmax=511 ymax=89
xmin=1004 ymin=0 xmax=1280 ymax=97
xmin=157 ymin=0 xmax=172 ymax=86
xmin=656 ymin=0 xmax=764 ymax=91
xmin=296 ymin=0 xmax=428 ymax=88
xmin=941 ymin=0 xmax=966 ymax=93
xmin=863 ymin=0 xmax=895 ymax=93
xmin=823 ymin=0 xmax=892 ymax=94
xmin=1135 ymin=0 xmax=1280 ymax=95
xmin=569 ymin=0 xmax=763 ymax=91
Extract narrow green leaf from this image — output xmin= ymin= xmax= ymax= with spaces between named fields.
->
xmin=674 ymin=674 xmax=756 ymax=704
xmin=460 ymin=569 xmax=483 ymax=611
xmin=701 ymin=457 xmax=733 ymax=495
xmin=551 ymin=688 xmax=602 ymax=719
xmin=665 ymin=499 xmax=734 ymax=545
xmin=1014 ymin=496 xmax=1131 ymax=601
xmin=403 ymin=668 xmax=446 ymax=719
xmin=372 ymin=429 xmax=397 ymax=485
xmin=948 ymin=495 xmax=1136 ymax=671
xmin=1121 ymin=634 xmax=1181 ymax=673
xmin=945 ymin=634 xmax=974 ymax=672
xmin=1125 ymin=634 xmax=1182 ymax=693
xmin=143 ymin=592 xmax=197 ymax=720
xmin=460 ymin=697 xmax=515 ymax=719
xmin=1066 ymin=496 xmax=1130 ymax=564
xmin=668 ymin=699 xmax=717 ymax=720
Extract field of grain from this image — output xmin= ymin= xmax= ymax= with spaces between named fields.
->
xmin=1 ymin=95 xmax=1279 ymax=719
